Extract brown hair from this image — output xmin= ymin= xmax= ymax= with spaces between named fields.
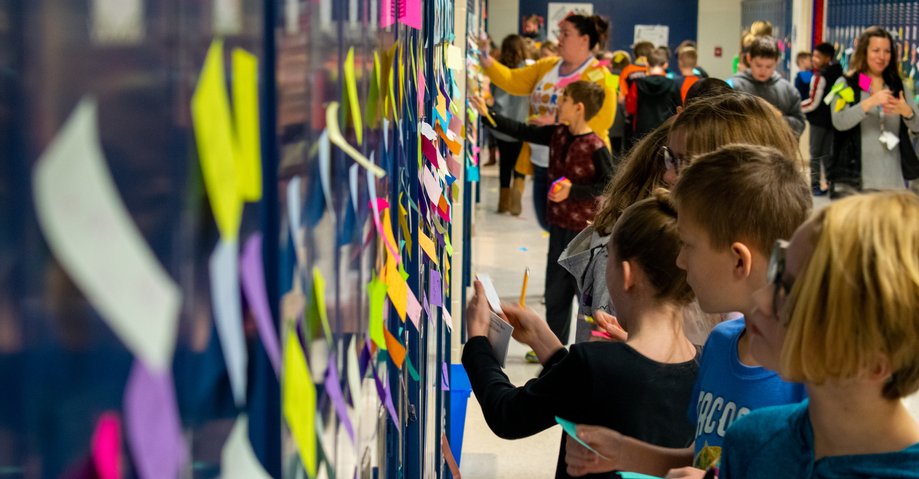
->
xmin=676 ymin=40 xmax=697 ymax=54
xmin=633 ymin=41 xmax=655 ymax=59
xmin=678 ymin=47 xmax=698 ymax=68
xmin=683 ymin=78 xmax=733 ymax=107
xmin=593 ymin=118 xmax=673 ymax=235
xmin=748 ymin=36 xmax=780 ymax=60
xmin=564 ymin=15 xmax=610 ymax=51
xmin=671 ymin=93 xmax=805 ymax=171
xmin=648 ymin=48 xmax=669 ymax=68
xmin=540 ymin=40 xmax=558 ymax=55
xmin=671 ymin=144 xmax=812 ymax=257
xmin=781 ymin=192 xmax=919 ymax=399
xmin=612 ymin=189 xmax=694 ymax=305
xmin=849 ymin=26 xmax=900 ymax=91
xmin=499 ymin=34 xmax=529 ymax=69
xmin=796 ymin=51 xmax=812 ymax=63
xmin=610 ymin=50 xmax=631 ymax=70
xmin=564 ymin=80 xmax=606 ymax=121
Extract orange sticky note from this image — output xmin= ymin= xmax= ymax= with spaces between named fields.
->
xmin=384 ymin=254 xmax=408 ymax=322
xmin=419 ymin=232 xmax=439 ymax=266
xmin=383 ymin=327 xmax=406 ymax=368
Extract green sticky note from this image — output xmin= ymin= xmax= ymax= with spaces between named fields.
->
xmin=555 ymin=417 xmax=610 ymax=460
xmin=389 ymin=56 xmax=399 ymax=123
xmin=405 ymin=354 xmax=421 ymax=381
xmin=283 ymin=333 xmax=317 ymax=477
xmin=840 ymin=86 xmax=855 ymax=103
xmin=366 ymin=53 xmax=381 ymax=128
xmin=445 ymin=233 xmax=453 ymax=256
xmin=824 ymin=81 xmax=847 ymax=105
xmin=368 ymin=273 xmax=388 ymax=350
xmin=344 ymin=47 xmax=362 ymax=145
xmin=312 ymin=267 xmax=333 ymax=345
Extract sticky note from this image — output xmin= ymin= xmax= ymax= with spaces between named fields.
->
xmin=91 ymin=412 xmax=121 ymax=479
xmin=840 ymin=86 xmax=855 ymax=103
xmin=419 ymin=232 xmax=439 ymax=265
xmin=398 ymin=200 xmax=413 ymax=260
xmin=311 ymin=267 xmax=334 ymax=343
xmin=381 ymin=0 xmax=394 ymax=27
xmin=325 ymin=103 xmax=385 ymax=177
xmin=406 ymin=288 xmax=423 ymax=330
xmin=318 ymin=129 xmax=333 ymax=212
xmin=835 ymin=98 xmax=846 ymax=112
xmin=383 ymin=327 xmax=406 ymax=368
xmin=613 ymin=53 xmax=625 ymax=63
xmin=192 ymin=39 xmax=243 ymax=241
xmin=417 ymin=64 xmax=426 ymax=109
xmin=447 ymin=44 xmax=464 ymax=70
xmin=441 ymin=362 xmax=450 ymax=390
xmin=595 ymin=59 xmax=610 ymax=67
xmin=366 ymin=53 xmax=381 ymax=128
xmin=606 ymin=73 xmax=620 ymax=90
xmin=231 ymin=48 xmax=262 ymax=201
xmin=283 ymin=334 xmax=317 ymax=478
xmin=617 ymin=473 xmax=664 ymax=479
xmin=442 ymin=433 xmax=462 ymax=478
xmin=124 ymin=361 xmax=187 ymax=479
xmin=210 ymin=239 xmax=248 ymax=407
xmin=344 ymin=47 xmax=363 ymax=145
xmin=422 ymin=166 xmax=443 ymax=202
xmin=384 ymin=258 xmax=408 ymax=321
xmin=240 ymin=233 xmax=281 ymax=377
xmin=368 ymin=164 xmax=401 ymax=263
xmin=347 ymin=338 xmax=363 ymax=408
xmin=587 ymin=69 xmax=604 ymax=82
xmin=405 ymin=355 xmax=421 ymax=381
xmin=475 ymin=273 xmax=503 ymax=314
xmin=859 ymin=73 xmax=872 ymax=92
xmin=33 ymin=97 xmax=181 ymax=372
xmin=368 ymin=273 xmax=389 ymax=350
xmin=349 ymin=163 xmax=360 ymax=213
xmin=555 ymin=417 xmax=610 ymax=460
xmin=324 ymin=353 xmax=355 ymax=445
xmin=221 ymin=415 xmax=272 ymax=479
xmin=824 ymin=81 xmax=846 ymax=105
xmin=442 ymin=306 xmax=453 ymax=332
xmin=430 ymin=270 xmax=443 ymax=307
xmin=555 ymin=75 xmax=580 ymax=91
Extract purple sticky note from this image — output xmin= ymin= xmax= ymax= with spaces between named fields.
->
xmin=423 ymin=290 xmax=432 ymax=323
xmin=429 ymin=270 xmax=443 ymax=307
xmin=239 ymin=233 xmax=281 ymax=377
xmin=124 ymin=361 xmax=187 ymax=479
xmin=859 ymin=73 xmax=872 ymax=92
xmin=383 ymin=382 xmax=400 ymax=433
xmin=441 ymin=363 xmax=450 ymax=391
xmin=324 ymin=353 xmax=355 ymax=445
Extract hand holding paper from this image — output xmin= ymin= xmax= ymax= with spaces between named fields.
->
xmin=464 ymin=281 xmax=493 ymax=339
xmin=501 ymin=303 xmax=561 ymax=364
xmin=563 ymin=424 xmax=624 ymax=477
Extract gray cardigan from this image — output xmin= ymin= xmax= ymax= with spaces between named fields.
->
xmin=731 ymin=70 xmax=806 ymax=138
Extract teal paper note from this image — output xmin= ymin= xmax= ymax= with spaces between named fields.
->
xmin=617 ymin=473 xmax=664 ymax=479
xmin=555 ymin=417 xmax=609 ymax=460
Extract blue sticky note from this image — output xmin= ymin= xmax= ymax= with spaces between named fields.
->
xmin=466 ymin=165 xmax=479 ymax=182
xmin=555 ymin=417 xmax=609 ymax=460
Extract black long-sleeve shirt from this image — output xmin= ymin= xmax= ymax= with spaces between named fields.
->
xmin=462 ymin=336 xmax=701 ymax=478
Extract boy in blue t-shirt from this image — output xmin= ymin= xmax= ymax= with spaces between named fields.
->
xmin=561 ymin=145 xmax=812 ymax=478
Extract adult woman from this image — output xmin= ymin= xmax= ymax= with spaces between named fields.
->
xmin=487 ymin=34 xmax=531 ymax=215
xmin=480 ymin=14 xmax=616 ymax=231
xmin=828 ymin=27 xmax=919 ymax=196
xmin=723 ymin=192 xmax=919 ymax=477
xmin=464 ymin=191 xmax=700 ymax=479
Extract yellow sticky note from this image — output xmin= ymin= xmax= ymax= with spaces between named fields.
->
xmin=311 ymin=267 xmax=333 ymax=343
xmin=398 ymin=196 xmax=412 ymax=260
xmin=231 ymin=48 xmax=262 ymax=202
xmin=344 ymin=47 xmax=363 ymax=145
xmin=419 ymin=232 xmax=439 ymax=266
xmin=283 ymin=333 xmax=317 ymax=478
xmin=366 ymin=52 xmax=382 ymax=128
xmin=368 ymin=273 xmax=388 ymax=350
xmin=388 ymin=57 xmax=399 ymax=123
xmin=447 ymin=44 xmax=464 ymax=70
xmin=192 ymin=39 xmax=242 ymax=241
xmin=382 ymin=207 xmax=399 ymax=262
xmin=606 ymin=74 xmax=620 ymax=91
xmin=835 ymin=98 xmax=846 ymax=112
xmin=587 ymin=69 xmax=604 ymax=82
xmin=445 ymin=253 xmax=451 ymax=289
xmin=384 ymin=261 xmax=408 ymax=322
xmin=840 ymin=86 xmax=855 ymax=103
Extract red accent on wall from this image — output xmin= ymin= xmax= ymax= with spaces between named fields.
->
xmin=813 ymin=0 xmax=824 ymax=46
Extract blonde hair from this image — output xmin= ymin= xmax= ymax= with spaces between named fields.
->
xmin=750 ymin=20 xmax=773 ymax=37
xmin=672 ymin=93 xmax=806 ymax=172
xmin=781 ymin=192 xmax=919 ymax=399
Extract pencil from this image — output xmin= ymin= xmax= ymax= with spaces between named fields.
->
xmin=520 ymin=267 xmax=529 ymax=306
xmin=481 ymin=109 xmax=498 ymax=127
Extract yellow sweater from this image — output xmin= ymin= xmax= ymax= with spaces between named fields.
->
xmin=484 ymin=56 xmax=617 ymax=148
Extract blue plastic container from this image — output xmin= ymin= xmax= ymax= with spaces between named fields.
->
xmin=449 ymin=364 xmax=472 ymax=467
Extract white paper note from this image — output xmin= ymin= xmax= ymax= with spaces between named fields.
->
xmin=32 ymin=97 xmax=181 ymax=372
xmin=210 ymin=239 xmax=247 ymax=406
xmin=221 ymin=415 xmax=272 ymax=479
xmin=475 ymin=274 xmax=503 ymax=314
xmin=488 ymin=312 xmax=514 ymax=368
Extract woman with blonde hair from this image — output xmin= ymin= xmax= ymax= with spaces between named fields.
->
xmin=724 ymin=191 xmax=919 ymax=477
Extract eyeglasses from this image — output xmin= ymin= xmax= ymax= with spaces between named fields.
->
xmin=662 ymin=146 xmax=684 ymax=174
xmin=767 ymin=239 xmax=792 ymax=318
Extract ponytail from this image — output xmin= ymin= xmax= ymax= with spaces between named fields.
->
xmin=564 ymin=15 xmax=610 ymax=50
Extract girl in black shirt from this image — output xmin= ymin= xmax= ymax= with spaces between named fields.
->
xmin=463 ymin=190 xmax=700 ymax=479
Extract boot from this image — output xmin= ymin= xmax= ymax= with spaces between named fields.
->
xmin=510 ymin=177 xmax=524 ymax=216
xmin=498 ymin=188 xmax=511 ymax=213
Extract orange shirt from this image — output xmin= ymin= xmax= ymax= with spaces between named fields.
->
xmin=618 ymin=59 xmax=649 ymax=98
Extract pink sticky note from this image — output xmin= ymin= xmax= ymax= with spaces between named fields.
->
xmin=422 ymin=138 xmax=439 ymax=168
xmin=417 ymin=66 xmax=426 ymax=109
xmin=398 ymin=0 xmax=422 ymax=29
xmin=406 ymin=288 xmax=422 ymax=330
xmin=381 ymin=0 xmax=394 ymax=27
xmin=555 ymin=75 xmax=579 ymax=91
xmin=595 ymin=59 xmax=610 ymax=67
xmin=124 ymin=361 xmax=187 ymax=479
xmin=91 ymin=412 xmax=122 ymax=479
xmin=368 ymin=167 xmax=400 ymax=263
xmin=239 ymin=233 xmax=282 ymax=377
xmin=443 ymin=307 xmax=453 ymax=332
xmin=859 ymin=73 xmax=872 ymax=92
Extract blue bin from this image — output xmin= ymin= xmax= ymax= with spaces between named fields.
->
xmin=449 ymin=364 xmax=472 ymax=467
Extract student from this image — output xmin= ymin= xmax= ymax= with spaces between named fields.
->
xmin=722 ymin=191 xmax=919 ymax=478
xmin=540 ymin=40 xmax=559 ymax=59
xmin=793 ymin=51 xmax=814 ymax=100
xmin=828 ymin=26 xmax=919 ymax=196
xmin=676 ymin=40 xmax=709 ymax=78
xmin=463 ymin=190 xmax=701 ymax=479
xmin=675 ymin=78 xmax=734 ymax=116
xmin=619 ymin=41 xmax=656 ymax=146
xmin=471 ymin=81 xmax=612 ymax=346
xmin=673 ymin=47 xmax=701 ymax=102
xmin=626 ymin=48 xmax=681 ymax=140
xmin=563 ymin=144 xmax=812 ymax=478
xmin=732 ymin=36 xmax=806 ymax=138
xmin=607 ymin=51 xmax=632 ymax=157
xmin=801 ymin=42 xmax=843 ymax=196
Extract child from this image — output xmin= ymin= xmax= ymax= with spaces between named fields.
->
xmin=463 ymin=191 xmax=701 ymax=479
xmin=626 ymin=48 xmax=681 ymax=140
xmin=607 ymin=50 xmax=632 ymax=157
xmin=471 ymin=81 xmax=613 ymax=345
xmin=793 ymin=50 xmax=813 ymax=100
xmin=673 ymin=47 xmax=701 ymax=102
xmin=725 ymin=191 xmax=919 ymax=477
xmin=563 ymin=144 xmax=812 ymax=478
xmin=619 ymin=41 xmax=656 ymax=146
xmin=731 ymin=36 xmax=806 ymax=138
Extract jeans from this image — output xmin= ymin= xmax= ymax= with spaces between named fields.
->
xmin=809 ymin=124 xmax=833 ymax=190
xmin=533 ymin=165 xmax=549 ymax=232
